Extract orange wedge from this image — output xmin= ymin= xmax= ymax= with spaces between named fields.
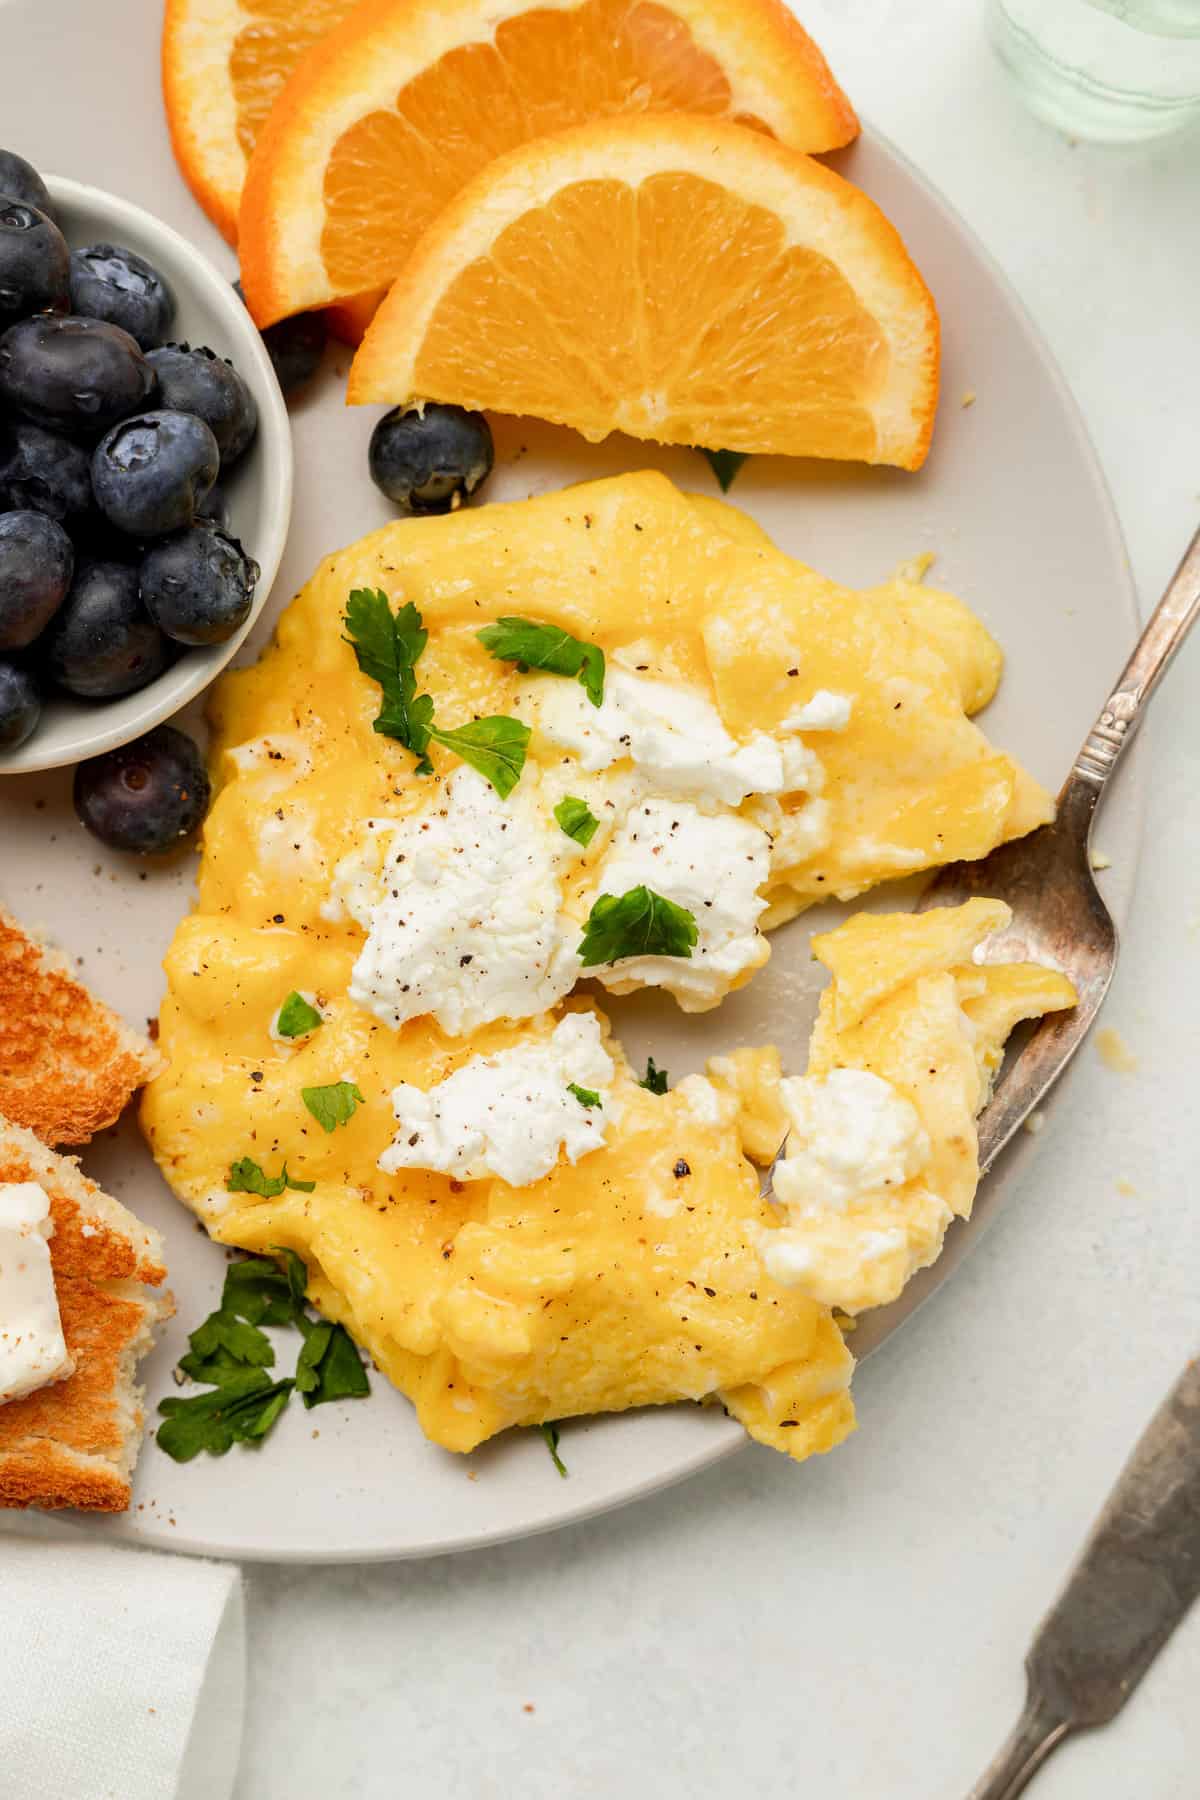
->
xmin=347 ymin=115 xmax=940 ymax=470
xmin=237 ymin=0 xmax=857 ymax=327
xmin=163 ymin=0 xmax=361 ymax=243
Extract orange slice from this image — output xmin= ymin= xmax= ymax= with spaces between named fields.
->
xmin=163 ymin=0 xmax=360 ymax=243
xmin=347 ymin=115 xmax=940 ymax=470
xmin=237 ymin=0 xmax=857 ymax=326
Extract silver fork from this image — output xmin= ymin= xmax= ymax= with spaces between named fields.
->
xmin=768 ymin=521 xmax=1200 ymax=1364
xmin=912 ymin=519 xmax=1200 ymax=1183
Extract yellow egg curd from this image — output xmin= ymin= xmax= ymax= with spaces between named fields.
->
xmin=142 ymin=472 xmax=1072 ymax=1463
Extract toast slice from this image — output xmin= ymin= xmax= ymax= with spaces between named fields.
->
xmin=0 ymin=1123 xmax=172 ymax=1512
xmin=0 ymin=905 xmax=163 ymax=1146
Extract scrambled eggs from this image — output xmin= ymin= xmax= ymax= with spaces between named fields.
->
xmin=143 ymin=472 xmax=1071 ymax=1462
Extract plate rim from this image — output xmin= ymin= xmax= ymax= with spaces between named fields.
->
xmin=35 ymin=118 xmax=1145 ymax=1563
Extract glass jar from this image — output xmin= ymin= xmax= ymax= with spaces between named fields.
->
xmin=988 ymin=0 xmax=1200 ymax=141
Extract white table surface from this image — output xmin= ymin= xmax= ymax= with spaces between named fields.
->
xmin=222 ymin=7 xmax=1200 ymax=1797
xmin=228 ymin=6 xmax=1200 ymax=1796
xmin=10 ymin=0 xmax=1193 ymax=1791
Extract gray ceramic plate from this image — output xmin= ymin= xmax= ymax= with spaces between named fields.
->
xmin=0 ymin=0 xmax=1140 ymax=1560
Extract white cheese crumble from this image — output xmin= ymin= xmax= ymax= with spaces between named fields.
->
xmin=781 ymin=690 xmax=852 ymax=732
xmin=332 ymin=767 xmax=580 ymax=1036
xmin=526 ymin=667 xmax=806 ymax=805
xmin=0 ymin=1182 xmax=72 ymax=1406
xmin=772 ymin=1069 xmax=929 ymax=1216
xmin=672 ymin=1073 xmax=738 ymax=1129
xmin=757 ymin=1069 xmax=943 ymax=1305
xmin=380 ymin=1012 xmax=614 ymax=1186
xmin=587 ymin=798 xmax=771 ymax=1010
xmin=326 ymin=669 xmax=828 ymax=1030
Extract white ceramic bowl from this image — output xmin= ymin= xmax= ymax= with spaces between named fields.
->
xmin=0 ymin=175 xmax=293 ymax=774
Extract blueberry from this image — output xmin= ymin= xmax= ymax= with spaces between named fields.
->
xmin=45 ymin=558 xmax=170 ymax=698
xmin=367 ymin=404 xmax=493 ymax=516
xmin=140 ymin=522 xmax=259 ymax=647
xmin=69 ymin=244 xmax=176 ymax=351
xmin=91 ymin=409 xmax=218 ymax=537
xmin=0 ymin=200 xmax=70 ymax=323
xmin=233 ymin=279 xmax=325 ymax=394
xmin=0 ymin=659 xmax=41 ymax=750
xmin=0 ymin=314 xmax=156 ymax=437
xmin=74 ymin=723 xmax=209 ymax=853
xmin=68 ymin=510 xmax=142 ymax=565
xmin=196 ymin=480 xmax=228 ymax=530
xmin=261 ymin=312 xmax=326 ymax=395
xmin=0 ymin=419 xmax=92 ymax=524
xmin=146 ymin=344 xmax=257 ymax=468
xmin=0 ymin=150 xmax=54 ymax=221
xmin=0 ymin=510 xmax=73 ymax=648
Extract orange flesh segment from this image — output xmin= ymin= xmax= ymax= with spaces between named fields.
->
xmin=319 ymin=0 xmax=774 ymax=292
xmin=230 ymin=0 xmax=357 ymax=162
xmin=408 ymin=171 xmax=888 ymax=457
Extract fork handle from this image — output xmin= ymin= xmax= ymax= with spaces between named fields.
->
xmin=966 ymin=1689 xmax=1072 ymax=1800
xmin=1069 ymin=521 xmax=1200 ymax=794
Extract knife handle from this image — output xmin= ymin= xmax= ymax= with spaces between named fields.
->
xmin=967 ymin=1358 xmax=1200 ymax=1800
xmin=965 ymin=1691 xmax=1071 ymax=1800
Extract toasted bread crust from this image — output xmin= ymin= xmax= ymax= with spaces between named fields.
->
xmin=0 ymin=1125 xmax=171 ymax=1512
xmin=0 ymin=1285 xmax=173 ymax=1512
xmin=0 ymin=907 xmax=163 ymax=1147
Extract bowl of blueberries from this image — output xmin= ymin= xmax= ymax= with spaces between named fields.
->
xmin=0 ymin=148 xmax=293 ymax=806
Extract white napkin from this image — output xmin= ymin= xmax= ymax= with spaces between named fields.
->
xmin=0 ymin=1533 xmax=245 ymax=1800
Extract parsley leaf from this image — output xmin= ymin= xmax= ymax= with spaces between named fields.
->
xmin=639 ymin=1056 xmax=669 ymax=1094
xmin=428 ymin=715 xmax=530 ymax=800
xmin=577 ymin=886 xmax=698 ymax=968
xmin=700 ymin=448 xmax=749 ymax=492
xmin=344 ymin=590 xmax=531 ymax=795
xmin=567 ymin=1083 xmax=602 ymax=1108
xmin=295 ymin=1317 xmax=371 ymax=1409
xmin=275 ymin=991 xmax=322 ymax=1038
xmin=157 ymin=1370 xmax=295 ymax=1462
xmin=188 ymin=1309 xmax=274 ymax=1369
xmin=343 ymin=587 xmax=435 ymax=773
xmin=227 ymin=1156 xmax=315 ymax=1197
xmin=540 ymin=1421 xmax=568 ymax=1478
xmin=553 ymin=795 xmax=599 ymax=847
xmin=177 ymin=1344 xmax=248 ymax=1384
xmin=223 ymin=1249 xmax=309 ymax=1328
xmin=158 ymin=1248 xmax=368 ymax=1464
xmin=477 ymin=616 xmax=605 ymax=708
xmin=301 ymin=1080 xmax=364 ymax=1133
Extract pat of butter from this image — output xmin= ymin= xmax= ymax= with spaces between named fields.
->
xmin=0 ymin=1181 xmax=73 ymax=1406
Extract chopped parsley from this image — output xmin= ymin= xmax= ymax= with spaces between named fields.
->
xmin=275 ymin=991 xmax=323 ymax=1038
xmin=343 ymin=587 xmax=435 ymax=772
xmin=157 ymin=1370 xmax=296 ymax=1462
xmin=553 ymin=795 xmax=599 ymax=847
xmin=223 ymin=1246 xmax=309 ymax=1326
xmin=639 ymin=1057 xmax=669 ymax=1095
xmin=700 ymin=448 xmax=749 ymax=492
xmin=185 ymin=1309 xmax=275 ymax=1374
xmin=428 ymin=715 xmax=530 ymax=800
xmin=567 ymin=1083 xmax=602 ymax=1108
xmin=301 ymin=1079 xmax=364 ymax=1133
xmin=577 ymin=886 xmax=698 ymax=968
xmin=227 ymin=1156 xmax=315 ymax=1197
xmin=477 ymin=616 xmax=605 ymax=708
xmin=158 ymin=1249 xmax=370 ymax=1463
xmin=540 ymin=1420 xmax=568 ymax=1478
xmin=294 ymin=1316 xmax=371 ymax=1409
xmin=344 ymin=587 xmax=529 ymax=795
